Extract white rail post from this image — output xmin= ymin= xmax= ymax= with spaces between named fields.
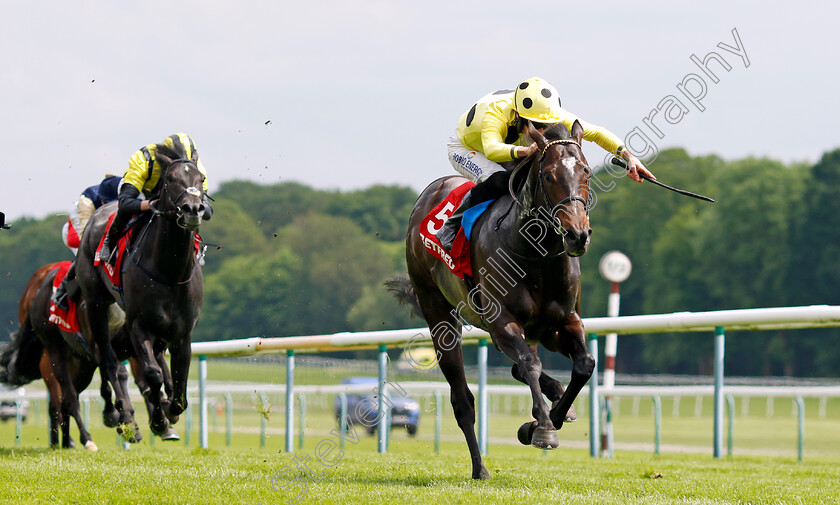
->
xmin=587 ymin=333 xmax=600 ymax=458
xmin=285 ymin=350 xmax=295 ymax=453
xmin=478 ymin=338 xmax=488 ymax=456
xmin=377 ymin=344 xmax=388 ymax=454
xmin=199 ymin=355 xmax=208 ymax=449
xmin=713 ymin=326 xmax=725 ymax=458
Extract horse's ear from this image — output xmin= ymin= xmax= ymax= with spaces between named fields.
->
xmin=570 ymin=120 xmax=584 ymax=145
xmin=155 ymin=151 xmax=173 ymax=168
xmin=523 ymin=119 xmax=548 ymax=150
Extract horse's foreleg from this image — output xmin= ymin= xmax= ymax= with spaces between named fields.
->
xmin=130 ymin=356 xmax=180 ymax=441
xmin=99 ymin=369 xmax=119 ymax=427
xmin=493 ymin=321 xmax=557 ymax=449
xmin=510 ymin=348 xmax=577 ymax=423
xmin=165 ymin=340 xmax=191 ymax=421
xmin=129 ymin=333 xmax=168 ymax=436
xmin=542 ymin=315 xmax=594 ymax=430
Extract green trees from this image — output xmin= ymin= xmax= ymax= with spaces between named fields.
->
xmin=3 ymin=147 xmax=840 ymax=377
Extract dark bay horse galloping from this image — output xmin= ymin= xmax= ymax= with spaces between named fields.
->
xmin=2 ymin=262 xmax=126 ymax=448
xmin=1 ymin=262 xmax=181 ymax=447
xmin=0 ymin=262 xmax=100 ymax=449
xmin=392 ymin=120 xmax=595 ymax=479
xmin=76 ymin=143 xmax=205 ymax=438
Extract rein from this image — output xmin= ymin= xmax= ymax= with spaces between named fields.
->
xmin=126 ymin=157 xmax=204 ymax=286
xmin=129 ymin=213 xmax=199 ymax=286
xmin=495 ymin=138 xmax=591 ymax=261
xmin=506 ymin=138 xmax=591 ymax=233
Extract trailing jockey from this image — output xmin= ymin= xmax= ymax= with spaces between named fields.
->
xmin=51 ymin=175 xmax=121 ymax=310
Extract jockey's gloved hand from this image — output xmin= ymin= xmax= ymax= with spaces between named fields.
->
xmin=202 ymin=194 xmax=213 ymax=221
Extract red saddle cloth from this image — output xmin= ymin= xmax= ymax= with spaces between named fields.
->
xmin=93 ymin=213 xmax=134 ymax=287
xmin=93 ymin=212 xmax=203 ymax=288
xmin=418 ymin=181 xmax=476 ymax=279
xmin=48 ymin=261 xmax=81 ymax=334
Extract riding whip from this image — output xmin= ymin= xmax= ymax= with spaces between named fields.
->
xmin=610 ymin=158 xmax=715 ymax=203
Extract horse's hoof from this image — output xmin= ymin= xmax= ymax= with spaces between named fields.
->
xmin=84 ymin=440 xmax=98 ymax=451
xmin=150 ymin=416 xmax=170 ymax=437
xmin=63 ymin=440 xmax=76 ymax=449
xmin=531 ymin=428 xmax=560 ymax=449
xmin=102 ymin=409 xmax=120 ymax=428
xmin=160 ymin=427 xmax=181 ymax=441
xmin=517 ymin=421 xmax=537 ymax=445
xmin=473 ymin=465 xmax=490 ymax=480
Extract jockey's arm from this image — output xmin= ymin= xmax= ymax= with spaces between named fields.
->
xmin=117 ymin=184 xmax=152 ymax=215
xmin=565 ymin=112 xmax=657 ymax=183
xmin=480 ymin=111 xmax=537 ymax=163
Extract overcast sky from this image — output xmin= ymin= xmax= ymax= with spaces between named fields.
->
xmin=2 ymin=0 xmax=837 ymax=221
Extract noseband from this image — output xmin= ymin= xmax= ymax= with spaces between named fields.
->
xmin=155 ymin=158 xmax=205 ymax=229
xmin=537 ymin=140 xmax=591 ymax=227
xmin=508 ymin=139 xmax=591 ymax=235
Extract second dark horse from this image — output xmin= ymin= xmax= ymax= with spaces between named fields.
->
xmin=76 ymin=143 xmax=205 ymax=437
xmin=391 ymin=121 xmax=596 ymax=479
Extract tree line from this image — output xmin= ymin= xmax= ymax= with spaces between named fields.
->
xmin=2 ymin=147 xmax=839 ymax=377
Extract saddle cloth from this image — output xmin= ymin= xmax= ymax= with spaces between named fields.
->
xmin=419 ymin=181 xmax=497 ymax=279
xmin=93 ymin=213 xmax=134 ymax=287
xmin=48 ymin=261 xmax=81 ymax=334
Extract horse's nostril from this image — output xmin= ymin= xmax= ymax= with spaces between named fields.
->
xmin=181 ymin=204 xmax=198 ymax=215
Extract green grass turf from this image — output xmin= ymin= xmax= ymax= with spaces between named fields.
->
xmin=0 ymin=437 xmax=837 ymax=504
xmin=2 ymin=359 xmax=838 ymax=503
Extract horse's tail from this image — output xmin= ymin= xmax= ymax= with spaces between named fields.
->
xmin=0 ymin=319 xmax=43 ymax=387
xmin=385 ymin=274 xmax=423 ymax=319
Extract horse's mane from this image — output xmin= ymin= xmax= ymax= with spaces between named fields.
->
xmin=155 ymin=140 xmax=188 ymax=161
xmin=148 ymin=141 xmax=190 ymax=198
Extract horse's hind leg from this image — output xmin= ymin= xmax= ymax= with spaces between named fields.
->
xmin=60 ymin=406 xmax=75 ymax=449
xmin=88 ymin=301 xmax=136 ymax=428
xmin=418 ymin=289 xmax=489 ymax=480
xmin=40 ymin=353 xmax=62 ymax=448
xmin=540 ymin=315 xmax=594 ymax=430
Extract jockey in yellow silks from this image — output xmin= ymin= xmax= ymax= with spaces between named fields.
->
xmin=437 ymin=77 xmax=655 ymax=250
xmin=99 ymin=133 xmax=211 ymax=263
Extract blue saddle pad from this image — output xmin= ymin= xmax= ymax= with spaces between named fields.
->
xmin=462 ymin=199 xmax=495 ymax=242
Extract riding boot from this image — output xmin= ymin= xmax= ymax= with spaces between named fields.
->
xmin=50 ymin=263 xmax=76 ymax=311
xmin=436 ymin=190 xmax=473 ymax=251
xmin=100 ymin=213 xmax=127 ymax=266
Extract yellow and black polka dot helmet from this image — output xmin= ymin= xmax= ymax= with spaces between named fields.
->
xmin=514 ymin=77 xmax=563 ymax=123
